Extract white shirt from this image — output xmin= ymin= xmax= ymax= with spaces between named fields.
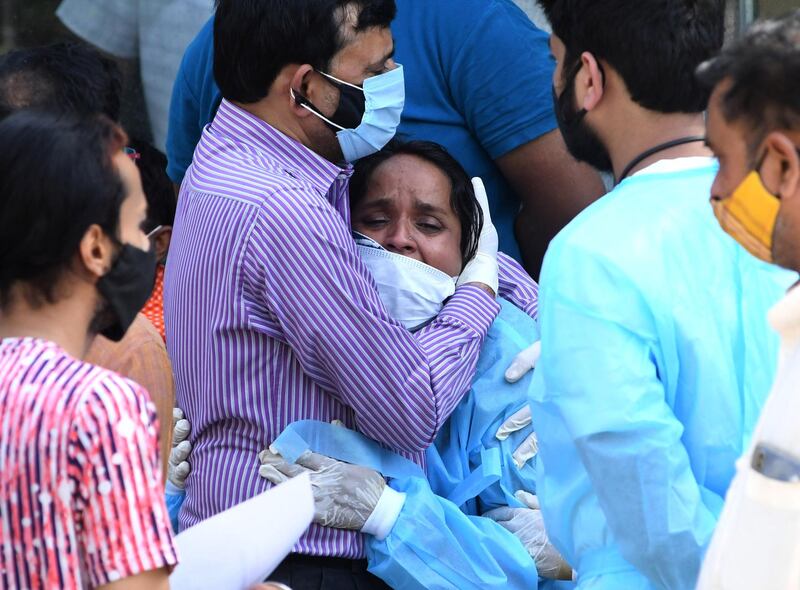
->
xmin=698 ymin=284 xmax=800 ymax=589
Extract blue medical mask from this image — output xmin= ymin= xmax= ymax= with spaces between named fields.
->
xmin=292 ymin=65 xmax=405 ymax=162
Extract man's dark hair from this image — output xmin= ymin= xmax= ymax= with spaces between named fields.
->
xmin=539 ymin=0 xmax=724 ymax=113
xmin=215 ymin=0 xmax=396 ymax=103
xmin=0 ymin=41 xmax=122 ymax=121
xmin=350 ymin=140 xmax=483 ymax=268
xmin=0 ymin=111 xmax=129 ymax=309
xmin=697 ymin=9 xmax=800 ymax=153
xmin=128 ymin=139 xmax=177 ymax=231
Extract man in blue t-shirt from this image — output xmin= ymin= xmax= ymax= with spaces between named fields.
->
xmin=166 ymin=0 xmax=603 ymax=275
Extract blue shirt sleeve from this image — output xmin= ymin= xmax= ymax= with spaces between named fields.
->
xmin=447 ymin=0 xmax=557 ymax=159
xmin=367 ymin=476 xmax=539 ymax=590
xmin=166 ymin=17 xmax=220 ymax=185
xmin=166 ymin=59 xmax=202 ymax=184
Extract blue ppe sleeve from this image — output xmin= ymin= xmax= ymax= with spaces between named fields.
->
xmin=366 ymin=476 xmax=539 ymax=590
xmin=165 ymin=481 xmax=186 ymax=534
xmin=427 ymin=299 xmax=540 ymax=513
xmin=535 ymin=241 xmax=717 ymax=589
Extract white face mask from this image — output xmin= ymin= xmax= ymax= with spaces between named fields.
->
xmin=354 ymin=233 xmax=457 ymax=331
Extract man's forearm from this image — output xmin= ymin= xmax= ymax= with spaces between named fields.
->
xmin=497 ymin=130 xmax=605 ymax=279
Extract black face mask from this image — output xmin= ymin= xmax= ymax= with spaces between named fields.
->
xmin=293 ymin=71 xmax=366 ymax=132
xmin=552 ymin=62 xmax=613 ymax=174
xmin=95 ymin=242 xmax=157 ymax=342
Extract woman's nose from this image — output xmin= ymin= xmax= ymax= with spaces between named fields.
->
xmin=384 ymin=223 xmax=416 ymax=254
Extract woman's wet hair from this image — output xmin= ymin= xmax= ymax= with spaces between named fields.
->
xmin=350 ymin=140 xmax=483 ymax=267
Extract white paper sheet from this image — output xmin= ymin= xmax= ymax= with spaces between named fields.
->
xmin=170 ymin=473 xmax=313 ymax=590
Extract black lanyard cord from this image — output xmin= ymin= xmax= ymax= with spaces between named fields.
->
xmin=617 ymin=136 xmax=707 ymax=184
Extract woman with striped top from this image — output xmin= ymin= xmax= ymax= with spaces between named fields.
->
xmin=0 ymin=111 xmax=177 ymax=589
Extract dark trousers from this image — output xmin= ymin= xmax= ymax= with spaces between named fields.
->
xmin=268 ymin=554 xmax=392 ymax=590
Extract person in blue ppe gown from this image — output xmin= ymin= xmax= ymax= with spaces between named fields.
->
xmin=259 ymin=141 xmax=574 ymax=589
xmin=528 ymin=1 xmax=797 ymax=589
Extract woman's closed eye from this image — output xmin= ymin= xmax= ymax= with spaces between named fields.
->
xmin=417 ymin=218 xmax=443 ymax=233
xmin=361 ymin=216 xmax=390 ymax=228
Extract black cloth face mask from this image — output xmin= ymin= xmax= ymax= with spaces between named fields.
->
xmin=293 ymin=70 xmax=367 ymax=132
xmin=95 ymin=241 xmax=157 ymax=342
xmin=552 ymin=60 xmax=613 ymax=174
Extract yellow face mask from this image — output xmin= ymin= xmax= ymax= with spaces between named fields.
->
xmin=711 ymin=169 xmax=781 ymax=263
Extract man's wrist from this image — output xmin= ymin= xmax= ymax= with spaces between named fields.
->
xmin=465 ymin=282 xmax=496 ymax=298
xmin=360 ymin=484 xmax=406 ymax=540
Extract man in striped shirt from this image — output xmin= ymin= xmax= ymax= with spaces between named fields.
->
xmin=164 ymin=0 xmax=538 ymax=586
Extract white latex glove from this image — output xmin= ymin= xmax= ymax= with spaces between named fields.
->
xmin=496 ymin=405 xmax=539 ymax=468
xmin=168 ymin=408 xmax=192 ymax=489
xmin=515 ymin=489 xmax=540 ymax=509
xmin=505 ymin=340 xmax=541 ymax=383
xmin=484 ymin=503 xmax=572 ymax=580
xmin=456 ymin=177 xmax=499 ymax=294
xmin=258 ymin=449 xmax=389 ymax=533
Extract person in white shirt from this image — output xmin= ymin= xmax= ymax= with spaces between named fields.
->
xmin=697 ymin=10 xmax=800 ymax=589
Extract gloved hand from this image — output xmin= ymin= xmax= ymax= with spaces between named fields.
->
xmin=496 ymin=405 xmax=539 ymax=468
xmin=505 ymin=340 xmax=541 ymax=383
xmin=258 ymin=449 xmax=386 ymax=531
xmin=456 ymin=177 xmax=499 ymax=295
xmin=484 ymin=500 xmax=572 ymax=580
xmin=168 ymin=407 xmax=192 ymax=489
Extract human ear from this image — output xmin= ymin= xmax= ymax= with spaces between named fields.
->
xmin=288 ymin=64 xmax=317 ymax=118
xmin=577 ymin=52 xmax=605 ymax=112
xmin=763 ymin=132 xmax=800 ymax=201
xmin=78 ymin=224 xmax=114 ymax=281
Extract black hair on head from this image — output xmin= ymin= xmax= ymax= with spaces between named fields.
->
xmin=697 ymin=9 xmax=800 ymax=152
xmin=539 ymin=0 xmax=725 ymax=113
xmin=0 ymin=41 xmax=121 ymax=121
xmin=214 ymin=0 xmax=396 ymax=103
xmin=0 ymin=111 xmax=129 ymax=309
xmin=127 ymin=139 xmax=177 ymax=230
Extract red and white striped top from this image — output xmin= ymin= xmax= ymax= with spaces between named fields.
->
xmin=0 ymin=337 xmax=177 ymax=589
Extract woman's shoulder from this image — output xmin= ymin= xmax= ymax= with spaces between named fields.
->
xmin=76 ymin=364 xmax=153 ymax=421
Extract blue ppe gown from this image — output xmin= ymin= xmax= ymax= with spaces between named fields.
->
xmin=529 ymin=159 xmax=796 ymax=590
xmin=273 ymin=300 xmax=566 ymax=589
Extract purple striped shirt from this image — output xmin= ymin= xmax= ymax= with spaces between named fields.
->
xmin=164 ymin=99 xmax=538 ymax=558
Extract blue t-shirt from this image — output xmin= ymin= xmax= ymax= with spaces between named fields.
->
xmin=166 ymin=0 xmax=556 ymax=260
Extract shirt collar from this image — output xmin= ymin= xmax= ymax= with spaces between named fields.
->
xmin=630 ymin=156 xmax=716 ymax=178
xmin=212 ymin=99 xmax=352 ymax=198
xmin=769 ymin=279 xmax=800 ymax=338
